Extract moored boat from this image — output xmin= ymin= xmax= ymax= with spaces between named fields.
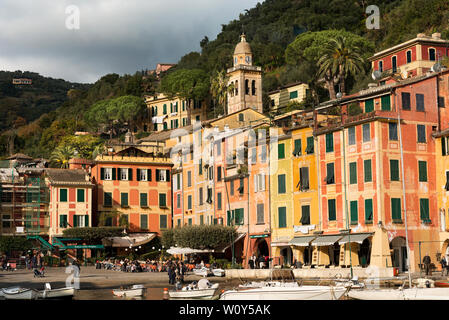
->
xmin=434 ymin=280 xmax=449 ymax=288
xmin=212 ymin=268 xmax=225 ymax=277
xmin=38 ymin=283 xmax=75 ymax=299
xmin=2 ymin=287 xmax=39 ymax=300
xmin=220 ymin=285 xmax=347 ymax=300
xmin=347 ymin=287 xmax=449 ymax=300
xmin=169 ymin=279 xmax=219 ymax=299
xmin=193 ymin=267 xmax=211 ymax=277
xmin=239 ymin=281 xmax=299 ymax=288
xmin=112 ymin=284 xmax=145 ymax=297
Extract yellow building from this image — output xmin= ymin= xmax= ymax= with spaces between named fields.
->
xmin=270 ymin=126 xmax=294 ymax=266
xmin=145 ymin=93 xmax=208 ymax=132
xmin=435 ymin=131 xmax=449 ymax=259
xmin=269 ymin=82 xmax=309 ymax=113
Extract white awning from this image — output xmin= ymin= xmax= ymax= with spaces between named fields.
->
xmin=152 ymin=115 xmax=167 ymax=124
xmin=289 ymin=236 xmax=317 ymax=247
xmin=219 ymin=233 xmax=246 ymax=252
xmin=339 ymin=233 xmax=373 ymax=245
xmin=166 ymin=247 xmax=214 ymax=255
xmin=102 ymin=233 xmax=157 ymax=248
xmin=310 ymin=234 xmax=343 ymax=246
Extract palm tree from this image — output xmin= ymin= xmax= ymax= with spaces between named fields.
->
xmin=210 ymin=70 xmax=231 ymax=117
xmin=50 ymin=145 xmax=76 ymax=168
xmin=317 ymin=36 xmax=365 ymax=99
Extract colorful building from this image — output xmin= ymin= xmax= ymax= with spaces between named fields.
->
xmin=92 ymin=144 xmax=173 ymax=235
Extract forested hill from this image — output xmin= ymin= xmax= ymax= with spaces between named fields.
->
xmin=0 ymin=70 xmax=90 ymax=133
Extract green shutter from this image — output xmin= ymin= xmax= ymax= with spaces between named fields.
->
xmin=293 ymin=139 xmax=301 ymax=155
xmin=289 ymin=90 xmax=298 ymax=99
xmin=160 ymin=215 xmax=167 ymax=229
xmin=140 ymin=193 xmax=148 ymax=207
xmin=235 ymin=208 xmax=244 ymax=225
xmin=121 ymin=193 xmax=128 ymax=207
xmin=278 ymin=174 xmax=286 ymax=194
xmin=104 ymin=192 xmax=112 ymax=206
xmin=85 ymin=215 xmax=89 ymax=227
xmin=136 ymin=169 xmax=141 ymax=181
xmin=418 ymin=161 xmax=427 ymax=182
xmin=420 ymin=198 xmax=430 ymax=222
xmin=199 ymin=159 xmax=202 ymax=175
xmin=163 ymin=104 xmax=167 ymax=114
xmin=128 ymin=168 xmax=133 ymax=181
xmin=328 ymin=199 xmax=336 ymax=221
xmin=391 ymin=198 xmax=402 ymax=221
xmin=112 ymin=168 xmax=116 ymax=180
xmin=365 ymin=99 xmax=374 ymax=113
xmin=365 ymin=199 xmax=373 ymax=222
xmin=60 ymin=189 xmax=67 ymax=202
xmin=364 ymin=159 xmax=372 ymax=182
xmin=60 ymin=215 xmax=67 ymax=228
xmin=188 ymin=195 xmax=192 ymax=209
xmin=278 ymin=143 xmax=285 ymax=159
xmin=278 ymin=207 xmax=287 ymax=228
xmin=100 ymin=168 xmax=105 ymax=180
xmin=381 ymin=95 xmax=391 ymax=111
xmin=166 ymin=170 xmax=170 ymax=182
xmin=350 ymin=200 xmax=358 ymax=224
xmin=217 ymin=192 xmax=222 ymax=210
xmin=443 ymin=137 xmax=447 ymax=156
xmin=390 ymin=160 xmax=399 ymax=181
xmin=227 ymin=210 xmax=232 ymax=226
xmin=326 ymin=133 xmax=334 ymax=152
xmin=159 ymin=193 xmax=166 ymax=207
xmin=77 ymin=189 xmax=85 ymax=202
xmin=73 ymin=215 xmax=78 ymax=227
xmin=306 ymin=136 xmax=314 ymax=154
xmin=141 ymin=214 xmax=148 ymax=230
xmin=349 ymin=162 xmax=357 ymax=184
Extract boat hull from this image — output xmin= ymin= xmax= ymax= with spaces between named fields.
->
xmin=220 ymin=286 xmax=347 ymax=300
xmin=40 ymin=287 xmax=75 ymax=299
xmin=169 ymin=283 xmax=219 ymax=299
xmin=112 ymin=288 xmax=144 ymax=297
xmin=2 ymin=288 xmax=38 ymax=300
xmin=348 ymin=287 xmax=449 ymax=300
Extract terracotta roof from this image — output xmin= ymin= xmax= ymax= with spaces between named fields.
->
xmin=45 ymin=169 xmax=92 ymax=185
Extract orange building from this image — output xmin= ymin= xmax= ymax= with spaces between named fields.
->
xmin=91 ymin=145 xmax=172 ymax=235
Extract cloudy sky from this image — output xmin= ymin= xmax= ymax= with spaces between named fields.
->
xmin=0 ymin=0 xmax=260 ymax=83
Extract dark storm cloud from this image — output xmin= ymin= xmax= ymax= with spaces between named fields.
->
xmin=0 ymin=0 xmax=259 ymax=83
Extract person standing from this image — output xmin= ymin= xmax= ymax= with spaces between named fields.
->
xmin=423 ymin=253 xmax=432 ymax=276
xmin=248 ymin=257 xmax=254 ymax=269
xmin=441 ymin=256 xmax=448 ymax=276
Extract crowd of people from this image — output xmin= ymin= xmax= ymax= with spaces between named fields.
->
xmin=247 ymin=254 xmax=270 ymax=269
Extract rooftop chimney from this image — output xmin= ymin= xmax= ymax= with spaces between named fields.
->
xmin=432 ymin=32 xmax=441 ymax=40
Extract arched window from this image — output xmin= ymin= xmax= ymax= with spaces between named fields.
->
xmin=235 ymin=80 xmax=238 ymax=96
xmin=392 ymin=56 xmax=397 ymax=73
xmin=429 ymin=48 xmax=436 ymax=61
xmin=252 ymin=80 xmax=256 ymax=95
xmin=245 ymin=79 xmax=249 ymax=95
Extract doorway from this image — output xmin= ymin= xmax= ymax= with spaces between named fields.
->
xmin=391 ymin=237 xmax=408 ymax=272
xmin=280 ymin=247 xmax=293 ymax=266
xmin=256 ymin=239 xmax=269 ymax=257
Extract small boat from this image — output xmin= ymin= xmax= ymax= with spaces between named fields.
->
xmin=220 ymin=285 xmax=347 ymax=300
xmin=193 ymin=267 xmax=211 ymax=277
xmin=347 ymin=287 xmax=449 ymax=300
xmin=2 ymin=287 xmax=39 ymax=300
xmin=334 ymin=276 xmax=365 ymax=290
xmin=212 ymin=268 xmax=225 ymax=277
xmin=169 ymin=279 xmax=219 ymax=299
xmin=112 ymin=284 xmax=145 ymax=297
xmin=0 ymin=287 xmax=21 ymax=298
xmin=38 ymin=283 xmax=75 ymax=299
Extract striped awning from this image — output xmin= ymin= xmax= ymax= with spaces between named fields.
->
xmin=310 ymin=234 xmax=343 ymax=246
xmin=339 ymin=233 xmax=373 ymax=245
xmin=289 ymin=236 xmax=316 ymax=247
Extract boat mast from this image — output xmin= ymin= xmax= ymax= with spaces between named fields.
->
xmin=397 ymin=92 xmax=412 ymax=288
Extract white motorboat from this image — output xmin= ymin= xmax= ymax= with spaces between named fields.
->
xmin=2 ymin=287 xmax=39 ymax=300
xmin=212 ymin=268 xmax=225 ymax=277
xmin=112 ymin=284 xmax=145 ymax=297
xmin=193 ymin=267 xmax=211 ymax=277
xmin=169 ymin=279 xmax=219 ymax=299
xmin=0 ymin=287 xmax=21 ymax=298
xmin=347 ymin=287 xmax=449 ymax=300
xmin=220 ymin=285 xmax=347 ymax=300
xmin=239 ymin=281 xmax=299 ymax=288
xmin=38 ymin=283 xmax=75 ymax=299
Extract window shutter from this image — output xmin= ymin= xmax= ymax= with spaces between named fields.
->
xmin=443 ymin=137 xmax=447 ymax=156
xmin=136 ymin=169 xmax=141 ymax=181
xmin=416 ymin=94 xmax=425 ymax=111
xmin=73 ymin=215 xmax=78 ymax=227
xmin=306 ymin=136 xmax=314 ymax=154
xmin=100 ymin=168 xmax=105 ymax=180
xmin=381 ymin=95 xmax=391 ymax=111
xmin=402 ymin=92 xmax=411 ymax=110
xmin=278 ymin=143 xmax=285 ymax=159
xmin=364 ymin=159 xmax=372 ymax=182
xmin=148 ymin=169 xmax=152 ymax=181
xmin=326 ymin=133 xmax=333 ymax=152
xmin=156 ymin=169 xmax=160 ymax=181
xmin=166 ymin=170 xmax=171 ymax=182
xmin=391 ymin=198 xmax=401 ymax=221
xmin=419 ymin=161 xmax=427 ymax=182
xmin=420 ymin=199 xmax=430 ymax=221
xmin=254 ymin=174 xmax=258 ymax=193
xmin=85 ymin=215 xmax=89 ymax=227
xmin=300 ymin=205 xmax=310 ymax=225
xmin=365 ymin=99 xmax=374 ymax=113
xmin=350 ymin=201 xmax=358 ymax=224
xmin=328 ymin=199 xmax=336 ymax=221
xmin=349 ymin=162 xmax=357 ymax=184
xmin=390 ymin=160 xmax=399 ymax=181
xmin=112 ymin=168 xmax=116 ymax=180
xmin=128 ymin=168 xmax=133 ymax=181
xmin=365 ymin=199 xmax=373 ymax=222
